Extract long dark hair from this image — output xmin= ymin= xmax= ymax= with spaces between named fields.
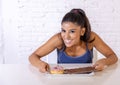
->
xmin=61 ymin=9 xmax=93 ymax=42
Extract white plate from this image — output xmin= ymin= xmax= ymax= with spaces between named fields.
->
xmin=46 ymin=63 xmax=95 ymax=77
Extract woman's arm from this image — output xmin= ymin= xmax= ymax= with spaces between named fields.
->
xmin=29 ymin=33 xmax=63 ymax=72
xmin=91 ymin=32 xmax=118 ymax=71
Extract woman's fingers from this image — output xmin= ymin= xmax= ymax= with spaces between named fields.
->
xmin=38 ymin=61 xmax=50 ymax=73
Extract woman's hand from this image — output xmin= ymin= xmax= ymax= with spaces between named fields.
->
xmin=93 ymin=58 xmax=108 ymax=71
xmin=38 ymin=61 xmax=50 ymax=73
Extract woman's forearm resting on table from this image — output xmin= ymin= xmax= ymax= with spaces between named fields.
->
xmin=94 ymin=53 xmax=118 ymax=71
xmin=104 ymin=53 xmax=118 ymax=66
xmin=29 ymin=53 xmax=42 ymax=68
xmin=29 ymin=53 xmax=50 ymax=72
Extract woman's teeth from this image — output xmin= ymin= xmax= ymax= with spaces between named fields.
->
xmin=65 ymin=40 xmax=72 ymax=43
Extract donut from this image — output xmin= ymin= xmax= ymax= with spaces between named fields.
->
xmin=50 ymin=65 xmax=64 ymax=74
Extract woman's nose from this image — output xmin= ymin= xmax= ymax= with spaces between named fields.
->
xmin=64 ymin=33 xmax=70 ymax=39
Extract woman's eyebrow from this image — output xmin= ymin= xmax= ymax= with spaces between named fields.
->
xmin=61 ymin=28 xmax=77 ymax=30
xmin=70 ymin=29 xmax=77 ymax=30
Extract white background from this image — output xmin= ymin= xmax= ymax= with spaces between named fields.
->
xmin=0 ymin=0 xmax=120 ymax=64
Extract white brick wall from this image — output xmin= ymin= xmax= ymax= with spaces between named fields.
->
xmin=1 ymin=0 xmax=120 ymax=64
xmin=0 ymin=0 xmax=4 ymax=63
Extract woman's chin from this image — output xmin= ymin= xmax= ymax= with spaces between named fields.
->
xmin=65 ymin=44 xmax=72 ymax=47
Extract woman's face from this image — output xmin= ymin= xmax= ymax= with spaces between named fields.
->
xmin=61 ymin=22 xmax=85 ymax=47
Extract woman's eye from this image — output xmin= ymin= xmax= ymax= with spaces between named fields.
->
xmin=70 ymin=30 xmax=75 ymax=33
xmin=61 ymin=29 xmax=66 ymax=32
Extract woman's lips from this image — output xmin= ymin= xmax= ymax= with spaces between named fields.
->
xmin=64 ymin=40 xmax=72 ymax=44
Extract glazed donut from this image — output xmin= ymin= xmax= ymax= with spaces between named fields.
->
xmin=50 ymin=65 xmax=64 ymax=74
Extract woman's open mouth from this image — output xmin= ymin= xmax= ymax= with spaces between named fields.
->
xmin=64 ymin=40 xmax=72 ymax=45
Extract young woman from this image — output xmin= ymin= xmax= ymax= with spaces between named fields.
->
xmin=29 ymin=9 xmax=118 ymax=73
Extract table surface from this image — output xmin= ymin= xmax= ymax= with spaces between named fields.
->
xmin=0 ymin=60 xmax=120 ymax=85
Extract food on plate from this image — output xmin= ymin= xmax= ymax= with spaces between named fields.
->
xmin=50 ymin=65 xmax=64 ymax=74
xmin=63 ymin=66 xmax=95 ymax=74
xmin=50 ymin=65 xmax=95 ymax=74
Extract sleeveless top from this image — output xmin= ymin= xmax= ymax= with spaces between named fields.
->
xmin=57 ymin=44 xmax=93 ymax=64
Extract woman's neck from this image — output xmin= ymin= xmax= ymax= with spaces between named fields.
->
xmin=65 ymin=41 xmax=86 ymax=56
xmin=67 ymin=41 xmax=84 ymax=50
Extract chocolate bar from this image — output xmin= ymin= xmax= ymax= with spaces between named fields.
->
xmin=63 ymin=66 xmax=95 ymax=74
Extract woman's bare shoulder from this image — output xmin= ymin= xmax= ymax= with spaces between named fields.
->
xmin=88 ymin=31 xmax=95 ymax=43
xmin=90 ymin=31 xmax=103 ymax=42
xmin=88 ymin=31 xmax=103 ymax=47
xmin=89 ymin=31 xmax=99 ymax=42
xmin=48 ymin=33 xmax=64 ymax=49
xmin=87 ymin=31 xmax=98 ymax=49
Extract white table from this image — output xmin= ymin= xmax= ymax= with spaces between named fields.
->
xmin=0 ymin=60 xmax=120 ymax=85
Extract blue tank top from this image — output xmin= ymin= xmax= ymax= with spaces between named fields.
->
xmin=57 ymin=44 xmax=93 ymax=64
